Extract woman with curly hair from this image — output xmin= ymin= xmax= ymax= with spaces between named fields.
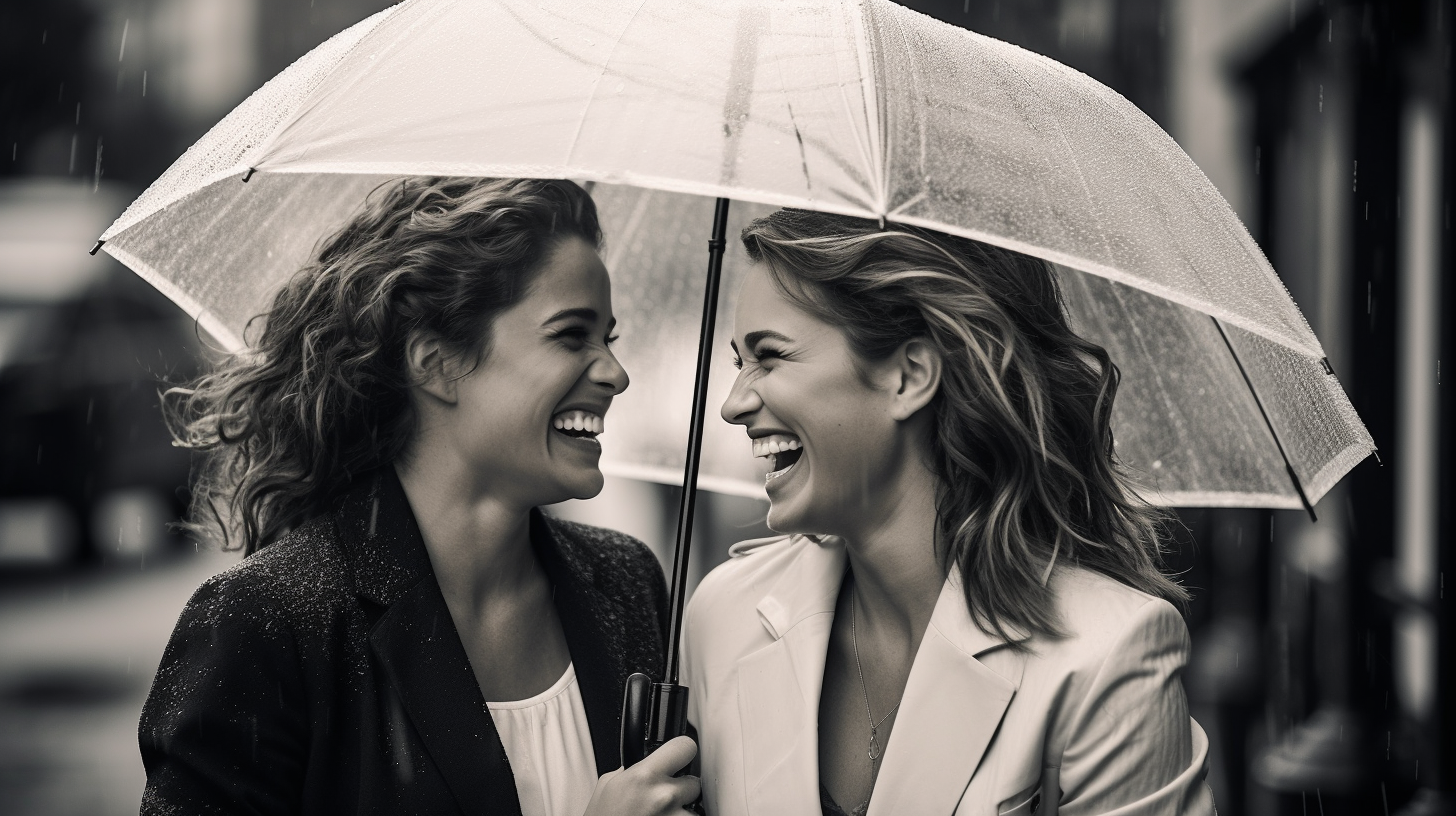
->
xmin=682 ymin=210 xmax=1214 ymax=815
xmin=141 ymin=177 xmax=697 ymax=816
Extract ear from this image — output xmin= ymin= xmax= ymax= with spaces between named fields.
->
xmin=404 ymin=330 xmax=459 ymax=405
xmin=887 ymin=337 xmax=941 ymax=421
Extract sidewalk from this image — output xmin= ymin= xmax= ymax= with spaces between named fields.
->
xmin=0 ymin=549 xmax=239 ymax=816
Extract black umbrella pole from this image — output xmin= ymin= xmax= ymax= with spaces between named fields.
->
xmin=664 ymin=196 xmax=731 ymax=681
xmin=621 ymin=198 xmax=731 ymax=767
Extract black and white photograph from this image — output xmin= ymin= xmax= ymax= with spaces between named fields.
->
xmin=0 ymin=1 xmax=1450 ymax=814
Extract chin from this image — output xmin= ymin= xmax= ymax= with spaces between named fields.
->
xmin=559 ymin=469 xmax=606 ymax=502
xmin=764 ymin=496 xmax=815 ymax=536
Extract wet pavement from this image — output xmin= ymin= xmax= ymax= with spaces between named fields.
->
xmin=0 ymin=550 xmax=239 ymax=816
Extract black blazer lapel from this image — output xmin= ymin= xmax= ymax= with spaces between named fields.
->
xmin=370 ymin=580 xmax=522 ymax=815
xmin=531 ymin=511 xmax=629 ymax=777
xmin=340 ymin=472 xmax=522 ymax=816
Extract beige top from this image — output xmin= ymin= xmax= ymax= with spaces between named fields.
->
xmin=487 ymin=663 xmax=597 ymax=816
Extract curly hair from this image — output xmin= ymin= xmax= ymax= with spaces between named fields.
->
xmin=740 ymin=209 xmax=1186 ymax=642
xmin=166 ymin=177 xmax=601 ymax=554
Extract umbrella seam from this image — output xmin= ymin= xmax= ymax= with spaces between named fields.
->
xmin=560 ymin=0 xmax=651 ymax=170
xmin=250 ymin=0 xmax=426 ymax=171
xmin=891 ymin=212 xmax=1325 ymax=358
xmin=845 ymin=0 xmax=887 ymax=213
xmin=1212 ymin=316 xmax=1318 ymax=520
xmin=100 ymin=2 xmax=408 ymax=240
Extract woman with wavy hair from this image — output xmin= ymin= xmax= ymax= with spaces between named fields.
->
xmin=141 ymin=177 xmax=697 ymax=816
xmin=682 ymin=209 xmax=1214 ymax=815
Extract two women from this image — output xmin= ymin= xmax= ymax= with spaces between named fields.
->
xmin=141 ymin=178 xmax=697 ymax=815
xmin=145 ymin=178 xmax=1211 ymax=815
xmin=684 ymin=210 xmax=1214 ymax=814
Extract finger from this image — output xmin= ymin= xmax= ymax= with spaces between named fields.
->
xmin=667 ymin=774 xmax=701 ymax=808
xmin=637 ymin=735 xmax=697 ymax=776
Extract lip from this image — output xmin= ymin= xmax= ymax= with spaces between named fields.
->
xmin=550 ymin=400 xmax=610 ymax=453
xmin=747 ymin=427 xmax=804 ymax=488
xmin=553 ymin=431 xmax=602 ymax=453
xmin=553 ymin=400 xmax=612 ymax=418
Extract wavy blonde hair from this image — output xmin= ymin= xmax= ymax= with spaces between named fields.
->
xmin=166 ymin=177 xmax=601 ymax=554
xmin=741 ymin=209 xmax=1186 ymax=642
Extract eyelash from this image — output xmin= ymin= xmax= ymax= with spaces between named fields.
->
xmin=732 ymin=345 xmax=784 ymax=370
xmin=556 ymin=328 xmax=619 ymax=347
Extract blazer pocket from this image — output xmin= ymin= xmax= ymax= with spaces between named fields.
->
xmin=997 ymin=781 xmax=1042 ymax=816
xmin=998 ymin=767 xmax=1060 ymax=816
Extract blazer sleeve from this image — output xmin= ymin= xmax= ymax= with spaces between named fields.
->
xmin=1055 ymin=598 xmax=1215 ymax=816
xmin=138 ymin=574 xmax=310 ymax=816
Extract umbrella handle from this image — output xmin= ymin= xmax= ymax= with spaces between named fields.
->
xmin=619 ymin=672 xmax=651 ymax=767
xmin=619 ymin=673 xmax=690 ymax=769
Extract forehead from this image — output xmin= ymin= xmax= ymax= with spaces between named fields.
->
xmin=734 ymin=265 xmax=825 ymax=338
xmin=513 ymin=237 xmax=612 ymax=316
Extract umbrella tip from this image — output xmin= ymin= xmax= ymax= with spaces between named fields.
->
xmin=1320 ymin=357 xmax=1335 ymax=376
xmin=89 ymin=239 xmax=104 ymax=256
xmin=242 ymin=167 xmax=256 ymax=183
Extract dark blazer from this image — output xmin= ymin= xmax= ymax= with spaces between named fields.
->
xmin=138 ymin=469 xmax=668 ymax=815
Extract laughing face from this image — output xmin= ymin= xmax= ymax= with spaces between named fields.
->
xmin=721 ymin=266 xmax=914 ymax=536
xmin=443 ymin=236 xmax=628 ymax=506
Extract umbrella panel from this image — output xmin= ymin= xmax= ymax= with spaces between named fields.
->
xmin=107 ymin=0 xmax=1327 ymax=364
xmin=105 ymin=174 xmax=1369 ymax=509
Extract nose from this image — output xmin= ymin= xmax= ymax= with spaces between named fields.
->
xmin=719 ymin=369 xmax=761 ymax=426
xmin=591 ymin=346 xmax=630 ymax=396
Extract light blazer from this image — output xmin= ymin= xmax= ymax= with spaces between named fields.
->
xmin=681 ymin=533 xmax=1215 ymax=816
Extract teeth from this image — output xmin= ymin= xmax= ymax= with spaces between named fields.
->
xmin=751 ymin=434 xmax=801 ymax=459
xmin=765 ymin=461 xmax=795 ymax=482
xmin=552 ymin=410 xmax=603 ymax=435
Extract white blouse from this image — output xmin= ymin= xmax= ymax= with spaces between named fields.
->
xmin=487 ymin=663 xmax=598 ymax=816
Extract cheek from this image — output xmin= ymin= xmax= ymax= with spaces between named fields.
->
xmin=465 ymin=359 xmax=566 ymax=436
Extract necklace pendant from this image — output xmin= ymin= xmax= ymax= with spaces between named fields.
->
xmin=868 ymin=730 xmax=882 ymax=762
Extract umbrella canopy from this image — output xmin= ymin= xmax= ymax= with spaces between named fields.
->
xmin=97 ymin=0 xmax=1372 ymax=510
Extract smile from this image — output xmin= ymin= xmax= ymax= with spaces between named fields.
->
xmin=553 ymin=410 xmax=603 ymax=446
xmin=753 ymin=433 xmax=803 ymax=483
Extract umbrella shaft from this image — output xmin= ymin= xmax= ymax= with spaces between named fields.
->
xmin=664 ymin=197 xmax=731 ymax=684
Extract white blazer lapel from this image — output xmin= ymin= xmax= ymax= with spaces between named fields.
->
xmin=737 ymin=536 xmax=846 ymax=815
xmin=867 ymin=573 xmax=1027 ymax=816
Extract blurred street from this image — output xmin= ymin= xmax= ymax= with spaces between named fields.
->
xmin=0 ymin=551 xmax=237 ymax=816
xmin=2 ymin=0 xmax=1451 ymax=814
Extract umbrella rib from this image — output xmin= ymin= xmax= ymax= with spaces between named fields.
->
xmin=559 ymin=0 xmax=651 ymax=168
xmin=1211 ymin=316 xmax=1318 ymax=522
xmin=845 ymin=0 xmax=886 ymax=213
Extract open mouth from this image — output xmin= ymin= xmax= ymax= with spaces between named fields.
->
xmin=552 ymin=410 xmax=603 ymax=445
xmin=753 ymin=434 xmax=803 ymax=482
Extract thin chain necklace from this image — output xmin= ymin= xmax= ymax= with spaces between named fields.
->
xmin=850 ymin=592 xmax=900 ymax=763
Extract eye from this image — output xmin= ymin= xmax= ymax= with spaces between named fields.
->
xmin=754 ymin=345 xmax=786 ymax=364
xmin=553 ymin=326 xmax=591 ymax=349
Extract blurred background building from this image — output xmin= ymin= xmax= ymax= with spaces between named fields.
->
xmin=0 ymin=0 xmax=1450 ymax=814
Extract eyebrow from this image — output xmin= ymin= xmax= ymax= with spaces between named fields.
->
xmin=743 ymin=330 xmax=793 ymax=349
xmin=543 ymin=307 xmax=616 ymax=332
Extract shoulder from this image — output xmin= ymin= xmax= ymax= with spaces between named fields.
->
xmin=542 ymin=516 xmax=665 ymax=598
xmin=689 ymin=533 xmax=802 ymax=615
xmin=683 ymin=533 xmax=815 ymax=666
xmin=176 ymin=515 xmax=354 ymax=639
xmin=1012 ymin=566 xmax=1191 ymax=724
xmin=1043 ymin=566 xmax=1188 ymax=658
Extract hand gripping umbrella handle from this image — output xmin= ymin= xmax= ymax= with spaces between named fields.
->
xmin=620 ymin=197 xmax=731 ymax=768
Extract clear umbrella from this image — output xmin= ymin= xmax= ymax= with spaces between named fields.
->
xmin=92 ymin=0 xmax=1374 ymax=756
xmin=95 ymin=0 xmax=1371 ymax=516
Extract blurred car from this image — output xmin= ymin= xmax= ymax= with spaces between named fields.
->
xmin=0 ymin=179 xmax=204 ymax=566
